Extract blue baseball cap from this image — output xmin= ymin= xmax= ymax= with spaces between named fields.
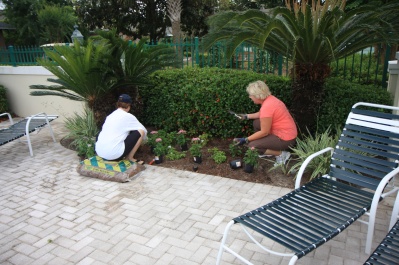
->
xmin=118 ymin=94 xmax=132 ymax=104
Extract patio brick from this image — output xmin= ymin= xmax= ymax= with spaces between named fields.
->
xmin=0 ymin=120 xmax=396 ymax=265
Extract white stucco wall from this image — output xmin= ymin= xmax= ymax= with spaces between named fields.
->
xmin=0 ymin=66 xmax=85 ymax=121
xmin=388 ymin=52 xmax=399 ymax=114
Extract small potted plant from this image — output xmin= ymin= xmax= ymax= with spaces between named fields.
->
xmin=176 ymin=129 xmax=188 ymax=151
xmin=147 ymin=130 xmax=159 ymax=153
xmin=243 ymin=146 xmax=259 ymax=173
xmin=189 ymin=137 xmax=202 ymax=164
xmin=153 ymin=137 xmax=166 ymax=164
xmin=229 ymin=142 xmax=243 ymax=169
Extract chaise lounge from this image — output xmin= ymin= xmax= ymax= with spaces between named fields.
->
xmin=216 ymin=102 xmax=399 ymax=265
xmin=0 ymin=112 xmax=58 ymax=156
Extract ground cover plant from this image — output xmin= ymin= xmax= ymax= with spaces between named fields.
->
xmin=61 ymin=66 xmax=393 ymax=188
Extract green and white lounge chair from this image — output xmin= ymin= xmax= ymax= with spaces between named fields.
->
xmin=216 ymin=102 xmax=399 ymax=265
xmin=0 ymin=112 xmax=57 ymax=156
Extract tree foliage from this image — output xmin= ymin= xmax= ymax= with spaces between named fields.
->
xmin=30 ymin=29 xmax=177 ymax=125
xmin=3 ymin=0 xmax=73 ymax=45
xmin=74 ymin=0 xmax=168 ymax=43
xmin=202 ymin=0 xmax=399 ymax=132
xmin=38 ymin=4 xmax=77 ymax=44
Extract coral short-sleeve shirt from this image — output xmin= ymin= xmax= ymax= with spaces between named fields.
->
xmin=260 ymin=95 xmax=297 ymax=141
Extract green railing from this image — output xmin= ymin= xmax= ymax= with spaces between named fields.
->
xmin=143 ymin=37 xmax=286 ymax=75
xmin=0 ymin=38 xmax=392 ymax=87
xmin=0 ymin=46 xmax=46 ymax=66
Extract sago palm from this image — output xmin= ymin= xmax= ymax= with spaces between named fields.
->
xmin=202 ymin=0 xmax=399 ymax=132
xmin=31 ymin=30 xmax=177 ymax=126
xmin=30 ymin=39 xmax=115 ymax=109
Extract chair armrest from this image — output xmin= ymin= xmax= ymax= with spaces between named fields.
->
xmin=294 ymin=147 xmax=334 ymax=189
xmin=369 ymin=166 xmax=399 ymax=222
xmin=0 ymin=112 xmax=13 ymax=125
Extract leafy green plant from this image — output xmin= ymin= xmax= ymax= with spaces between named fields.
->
xmin=288 ymin=127 xmax=340 ymax=180
xmin=198 ymin=133 xmax=210 ymax=147
xmin=166 ymin=147 xmax=186 ymax=160
xmin=317 ymin=77 xmax=392 ymax=135
xmin=243 ymin=147 xmax=259 ymax=167
xmin=141 ymin=67 xmax=291 ymax=138
xmin=189 ymin=137 xmax=202 ymax=157
xmin=147 ymin=130 xmax=160 ymax=147
xmin=0 ymin=85 xmax=9 ymax=113
xmin=229 ymin=143 xmax=243 ymax=158
xmin=64 ymin=108 xmax=99 ymax=158
xmin=153 ymin=137 xmax=167 ymax=156
xmin=208 ymin=147 xmax=227 ymax=164
xmin=176 ymin=129 xmax=187 ymax=146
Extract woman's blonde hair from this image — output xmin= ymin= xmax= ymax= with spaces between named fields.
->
xmin=246 ymin=80 xmax=271 ymax=100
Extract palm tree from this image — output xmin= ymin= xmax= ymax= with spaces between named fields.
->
xmin=30 ymin=39 xmax=114 ymax=109
xmin=202 ymin=0 xmax=399 ymax=132
xmin=30 ymin=29 xmax=177 ymax=126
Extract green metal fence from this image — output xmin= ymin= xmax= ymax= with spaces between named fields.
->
xmin=0 ymin=46 xmax=46 ymax=66
xmin=0 ymin=38 xmax=392 ymax=87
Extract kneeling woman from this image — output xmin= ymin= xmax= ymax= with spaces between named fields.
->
xmin=95 ymin=94 xmax=147 ymax=163
xmin=234 ymin=80 xmax=297 ymax=166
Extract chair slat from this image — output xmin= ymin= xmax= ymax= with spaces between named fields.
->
xmin=364 ymin=221 xmax=399 ymax=265
xmin=347 ymin=114 xmax=399 ymax=133
xmin=330 ymin=167 xmax=381 ymax=190
xmin=340 ymin=135 xmax=399 ymax=157
xmin=233 ymin=177 xmax=372 ymax=258
xmin=333 ymin=149 xmax=395 ymax=173
xmin=217 ymin=103 xmax=399 ymax=265
xmin=351 ymin=108 xmax=399 ymax=120
xmin=345 ymin=123 xmax=399 ymax=141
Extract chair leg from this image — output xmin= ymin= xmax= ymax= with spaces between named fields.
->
xmin=365 ymin=208 xmax=377 ymax=254
xmin=288 ymin=256 xmax=298 ymax=265
xmin=389 ymin=190 xmax=399 ymax=230
xmin=216 ymin=220 xmax=234 ymax=265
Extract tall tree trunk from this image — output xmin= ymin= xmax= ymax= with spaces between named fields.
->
xmin=167 ymin=0 xmax=183 ymax=66
xmin=290 ymin=62 xmax=331 ymax=134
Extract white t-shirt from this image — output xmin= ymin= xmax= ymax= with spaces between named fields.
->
xmin=95 ymin=108 xmax=147 ymax=160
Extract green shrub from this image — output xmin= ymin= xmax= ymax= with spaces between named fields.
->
xmin=330 ymin=51 xmax=383 ymax=86
xmin=208 ymin=147 xmax=227 ymax=164
xmin=289 ymin=127 xmax=340 ymax=180
xmin=166 ymin=147 xmax=186 ymax=160
xmin=229 ymin=143 xmax=243 ymax=158
xmin=140 ymin=67 xmax=291 ymax=138
xmin=64 ymin=108 xmax=99 ymax=158
xmin=317 ymin=77 xmax=392 ymax=134
xmin=140 ymin=68 xmax=391 ymax=138
xmin=0 ymin=85 xmax=9 ymax=113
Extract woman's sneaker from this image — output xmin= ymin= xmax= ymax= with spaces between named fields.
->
xmin=274 ymin=151 xmax=291 ymax=166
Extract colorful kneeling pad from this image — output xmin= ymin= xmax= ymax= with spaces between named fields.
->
xmin=77 ymin=156 xmax=145 ymax=183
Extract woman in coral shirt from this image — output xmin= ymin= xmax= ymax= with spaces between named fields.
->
xmin=234 ymin=80 xmax=297 ymax=165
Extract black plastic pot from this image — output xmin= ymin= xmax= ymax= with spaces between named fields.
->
xmin=244 ymin=164 xmax=254 ymax=173
xmin=229 ymin=159 xmax=242 ymax=169
xmin=193 ymin=156 xmax=202 ymax=164
xmin=155 ymin=155 xmax=164 ymax=164
xmin=180 ymin=143 xmax=188 ymax=151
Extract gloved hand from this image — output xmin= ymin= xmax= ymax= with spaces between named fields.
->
xmin=234 ymin=137 xmax=248 ymax=145
xmin=235 ymin=114 xmax=248 ymax=120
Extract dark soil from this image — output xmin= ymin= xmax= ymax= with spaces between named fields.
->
xmin=61 ymin=137 xmax=305 ymax=189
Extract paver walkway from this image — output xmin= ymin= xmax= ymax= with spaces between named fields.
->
xmin=0 ymin=119 xmax=397 ymax=265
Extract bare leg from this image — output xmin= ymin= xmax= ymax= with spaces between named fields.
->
xmin=126 ymin=129 xmax=144 ymax=161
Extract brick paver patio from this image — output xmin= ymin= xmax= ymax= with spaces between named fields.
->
xmin=0 ymin=119 xmax=396 ymax=264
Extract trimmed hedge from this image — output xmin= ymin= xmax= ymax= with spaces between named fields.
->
xmin=0 ymin=85 xmax=9 ymax=113
xmin=140 ymin=67 xmax=291 ymax=138
xmin=317 ymin=77 xmax=392 ymax=133
xmin=140 ymin=67 xmax=392 ymax=138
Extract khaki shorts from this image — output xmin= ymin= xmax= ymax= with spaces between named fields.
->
xmin=248 ymin=119 xmax=296 ymax=154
